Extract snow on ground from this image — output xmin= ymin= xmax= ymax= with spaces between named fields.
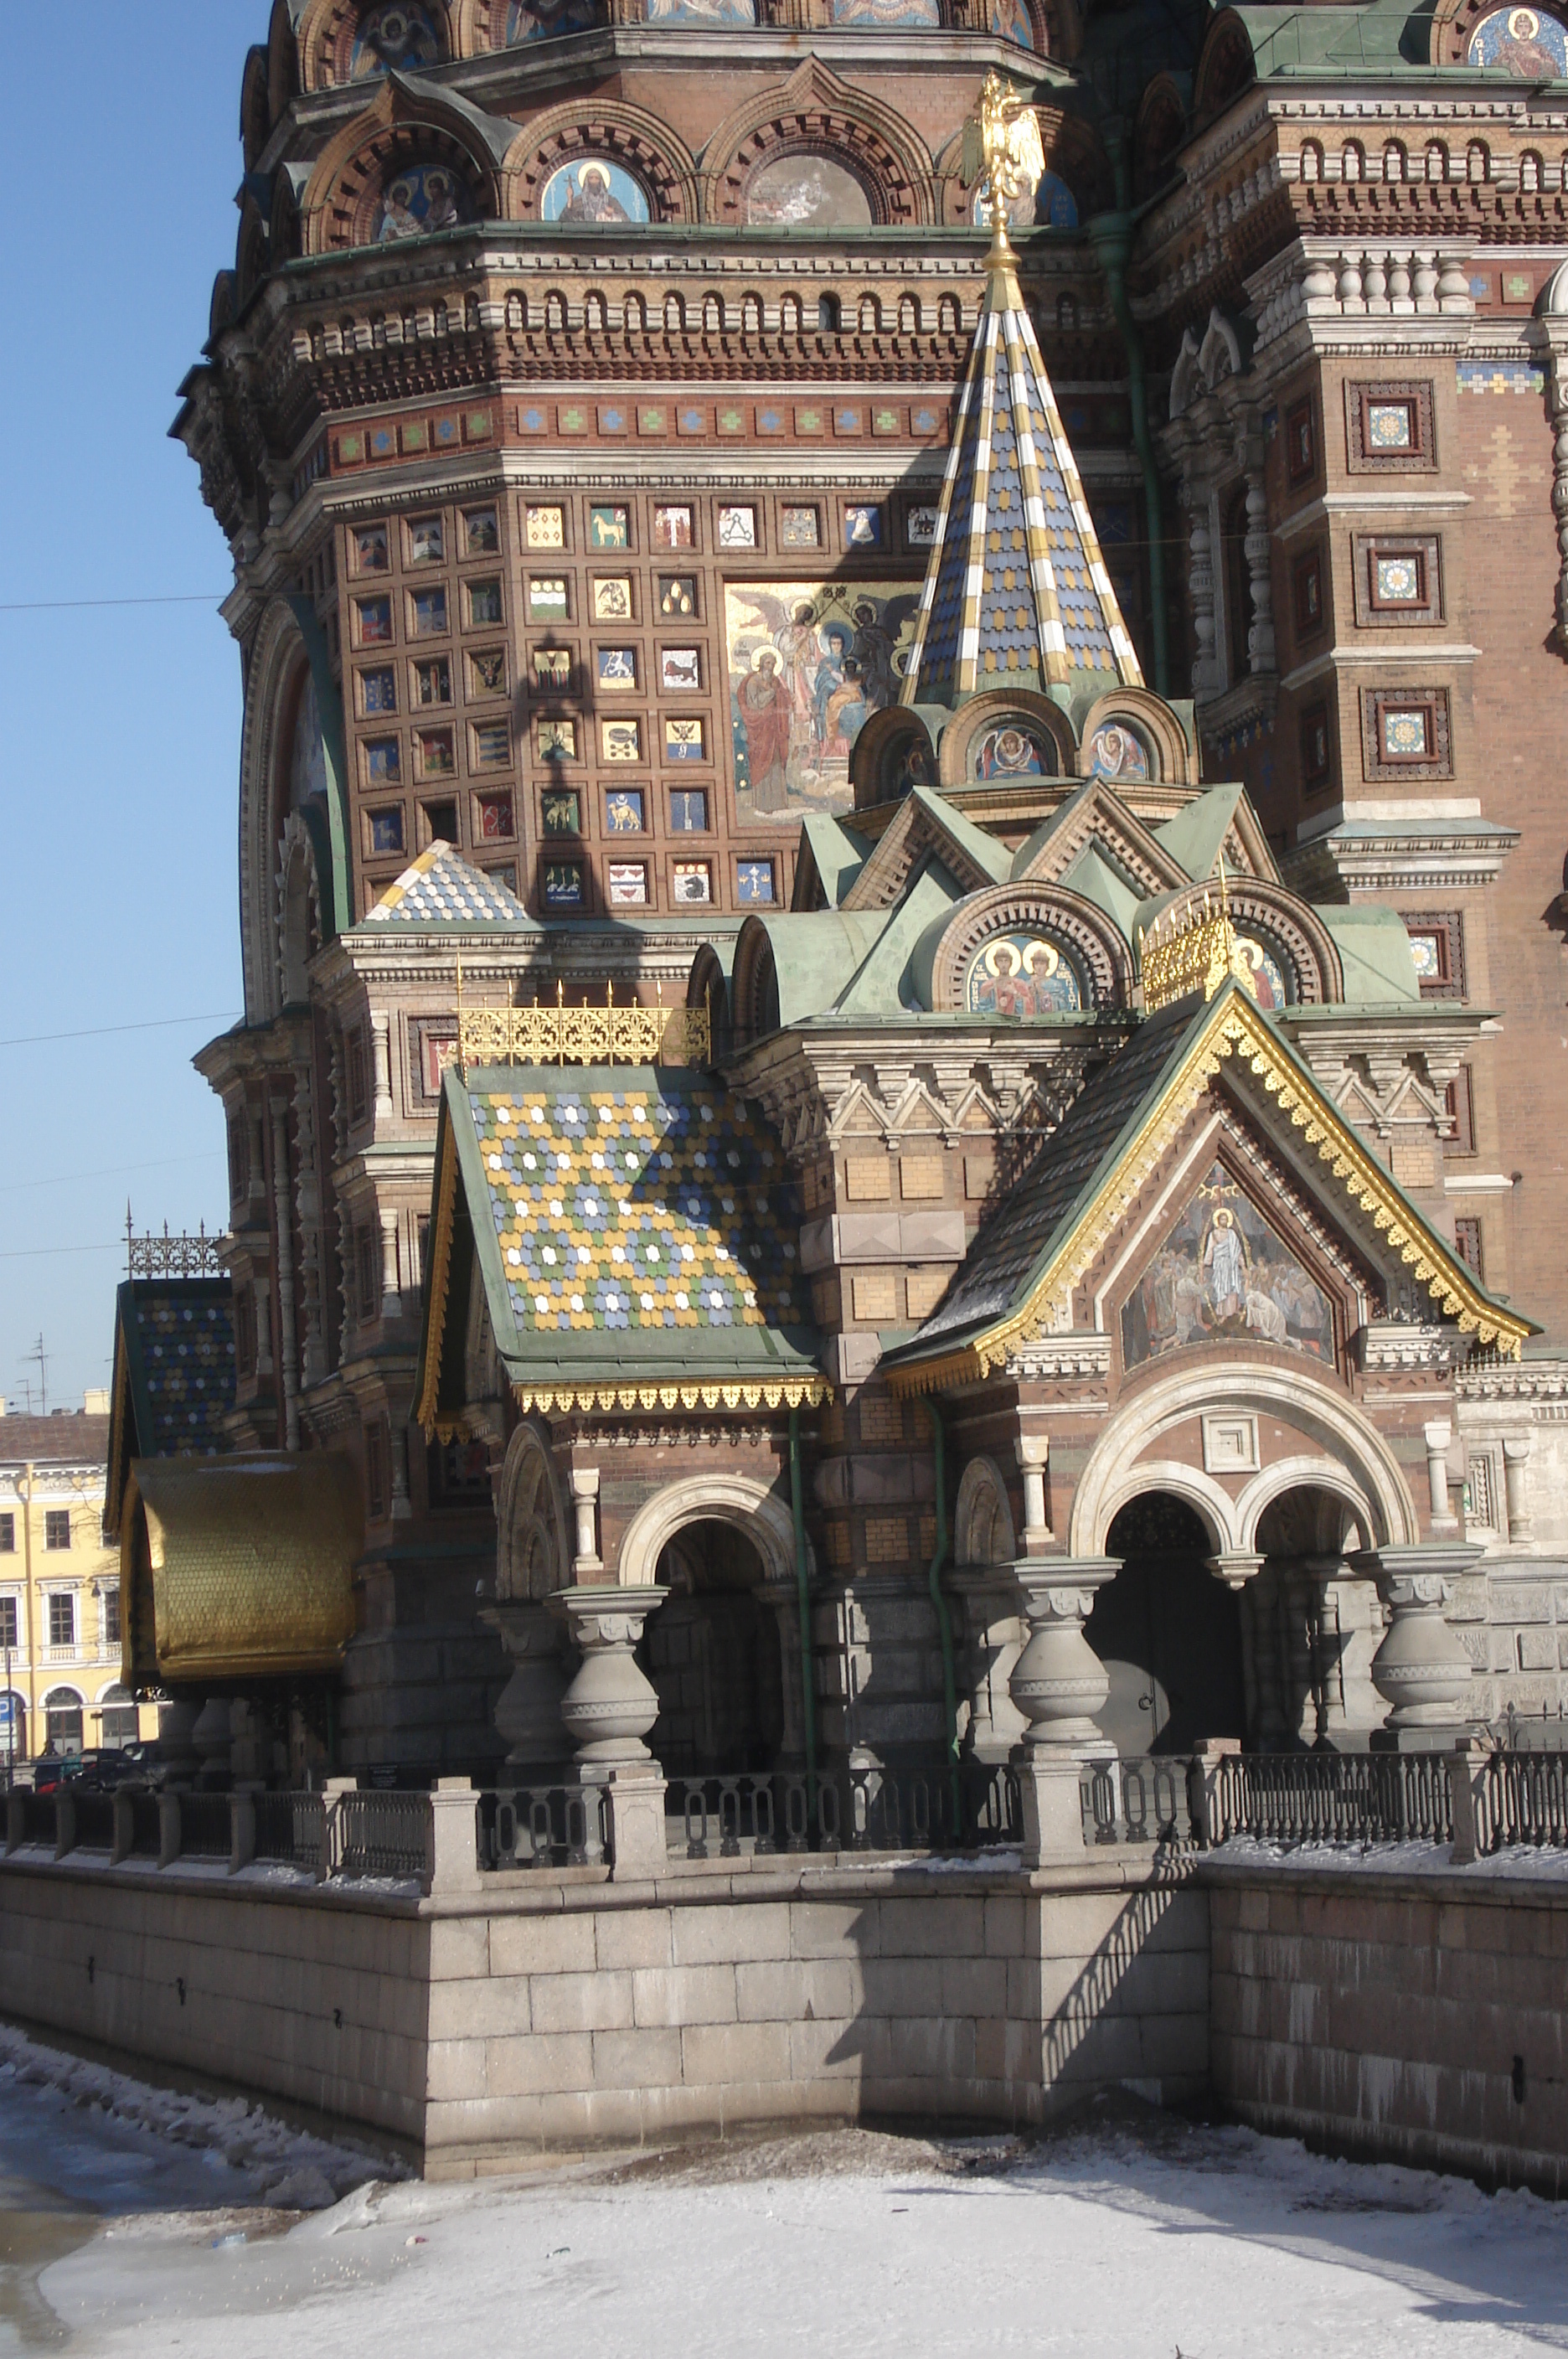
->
xmin=1215 ymin=1835 xmax=1568 ymax=1881
xmin=0 ymin=2032 xmax=1565 ymax=2359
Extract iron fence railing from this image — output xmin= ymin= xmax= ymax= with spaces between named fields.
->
xmin=255 ymin=1791 xmax=324 ymax=1875
xmin=477 ymin=1784 xmax=611 ymax=1870
xmin=1211 ymin=1751 xmax=1453 ymax=1846
xmin=127 ymin=1793 xmax=162 ymax=1858
xmin=1081 ymin=1757 xmax=1201 ymax=1850
xmin=176 ymin=1793 xmax=236 ymax=1860
xmin=663 ymin=1759 xmax=1023 ymax=1862
xmin=71 ymin=1794 xmax=118 ymax=1851
xmin=1474 ymin=1750 xmax=1568 ymax=1851
xmin=329 ymin=1789 xmax=427 ymax=1882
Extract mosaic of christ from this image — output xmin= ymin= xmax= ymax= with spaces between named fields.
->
xmin=1120 ymin=1164 xmax=1334 ymax=1370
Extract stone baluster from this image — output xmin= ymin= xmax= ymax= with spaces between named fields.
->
xmin=1008 ymin=1558 xmax=1119 ymax=1865
xmin=1242 ymin=462 xmax=1275 ymax=674
xmin=1423 ymin=1420 xmax=1459 ymax=1534
xmin=1352 ymin=1544 xmax=1482 ymax=1743
xmin=1014 ymin=1435 xmax=1050 ymax=1551
xmin=569 ymin=1467 xmax=603 ymax=1577
xmin=1188 ymin=506 xmax=1221 ymax=697
xmin=556 ymin=1585 xmax=670 ymax=1878
xmin=482 ymin=1601 xmax=570 ymax=1771
xmin=379 ymin=1209 xmax=403 ymax=1319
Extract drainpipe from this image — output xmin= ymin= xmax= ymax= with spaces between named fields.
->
xmin=926 ymin=1403 xmax=962 ymax=1839
xmin=787 ymin=1407 xmax=818 ymax=1823
xmin=1089 ymin=141 xmax=1171 ymax=700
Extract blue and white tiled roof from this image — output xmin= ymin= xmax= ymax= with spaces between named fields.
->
xmin=364 ymin=843 xmax=534 ymax=927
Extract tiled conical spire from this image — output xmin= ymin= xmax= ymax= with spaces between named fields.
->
xmin=901 ymin=223 xmax=1143 ymax=707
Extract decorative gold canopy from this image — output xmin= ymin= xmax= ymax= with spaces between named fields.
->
xmin=121 ymin=1455 xmax=361 ymax=1686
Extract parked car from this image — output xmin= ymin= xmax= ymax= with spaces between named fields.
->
xmin=35 ymin=1749 xmax=139 ymax=1796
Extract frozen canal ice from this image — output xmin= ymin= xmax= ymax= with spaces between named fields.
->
xmin=1 ymin=2022 xmax=1565 ymax=2356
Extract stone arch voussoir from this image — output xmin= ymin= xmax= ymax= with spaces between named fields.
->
xmin=615 ymin=1474 xmax=810 ymax=1590
xmin=928 ymin=882 xmax=1135 ymax=1014
xmin=506 ymin=102 xmax=699 ymax=224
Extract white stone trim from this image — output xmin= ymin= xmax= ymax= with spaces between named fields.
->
xmin=614 ymin=1474 xmax=812 ymax=1592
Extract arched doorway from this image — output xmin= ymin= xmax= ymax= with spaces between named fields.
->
xmin=644 ymin=1520 xmax=785 ymax=1778
xmin=43 ymin=1686 xmax=84 ymax=1757
xmin=1248 ymin=1484 xmax=1378 ymax=1747
xmin=1087 ymin=1494 xmax=1246 ymax=1754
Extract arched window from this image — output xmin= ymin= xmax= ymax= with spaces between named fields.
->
xmin=1342 ymin=142 xmax=1364 ymax=182
xmin=1468 ymin=141 xmax=1490 ymax=183
xmin=859 ymin=294 xmax=880 ymax=332
xmin=97 ymin=1685 xmax=139 ymax=1748
xmin=742 ymin=293 xmax=762 ymax=332
xmin=703 ymin=292 xmax=723 ymax=332
xmin=664 ymin=291 xmax=685 ymax=331
xmin=625 ymin=291 xmax=647 ymax=333
xmin=898 ymin=292 xmax=921 ymax=333
xmin=585 ymin=290 xmax=607 ymax=331
xmin=1384 ymin=142 xmax=1406 ymax=182
xmin=938 ymin=293 xmax=961 ymax=333
xmin=781 ymin=293 xmax=802 ymax=333
xmin=818 ymin=293 xmax=841 ymax=332
xmin=44 ymin=1688 xmax=83 ymax=1755
xmin=1522 ymin=149 xmax=1543 ymax=191
xmin=1426 ymin=142 xmax=1447 ymax=183
xmin=545 ymin=290 xmax=567 ymax=329
xmin=1056 ymin=292 xmax=1077 ymax=329
xmin=1299 ymin=140 xmax=1323 ymax=183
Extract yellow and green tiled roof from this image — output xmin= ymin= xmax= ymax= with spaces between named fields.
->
xmin=106 ymin=1279 xmax=236 ymax=1538
xmin=421 ymin=1067 xmax=824 ymax=1414
xmin=903 ymin=256 xmax=1142 ymax=706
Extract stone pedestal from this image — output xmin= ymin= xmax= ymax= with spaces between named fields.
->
xmin=1352 ymin=1544 xmax=1483 ymax=1742
xmin=426 ymin=1777 xmax=482 ymax=1897
xmin=480 ymin=1601 xmax=570 ymax=1774
xmin=1008 ymin=1558 xmax=1120 ymax=1867
xmin=191 ymin=1697 xmax=235 ymax=1790
xmin=605 ymin=1767 xmax=669 ymax=1881
xmin=556 ymin=1586 xmax=668 ymax=1773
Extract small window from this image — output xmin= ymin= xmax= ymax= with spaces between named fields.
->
xmin=45 ymin=1511 xmax=70 ymax=1552
xmin=358 ymin=1227 xmax=381 ymax=1323
xmin=818 ymin=294 xmax=841 ymax=332
xmin=1292 ymin=548 xmax=1326 ymax=641
xmin=44 ymin=1690 xmax=82 ymax=1752
xmin=421 ymin=799 xmax=460 ymax=845
xmin=103 ymin=1587 xmax=121 ymax=1648
xmin=1444 ymin=1066 xmax=1477 ymax=1154
xmin=1285 ymin=397 xmax=1316 ymax=488
xmin=347 ymin=1029 xmax=369 ymax=1124
xmin=0 ymin=1515 xmax=13 ymax=1556
xmin=1300 ymin=701 xmax=1333 ymax=794
xmin=100 ymin=1687 xmax=137 ymax=1746
xmin=49 ymin=1592 xmax=75 ymax=1646
xmin=0 ymin=1598 xmax=17 ymax=1647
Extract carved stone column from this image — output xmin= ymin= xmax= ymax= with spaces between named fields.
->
xmin=1187 ymin=498 xmax=1223 ymax=699
xmin=1010 ymin=1561 xmax=1118 ymax=1747
xmin=1008 ymin=1559 xmax=1119 ymax=1866
xmin=389 ymin=1417 xmax=411 ymax=1524
xmin=379 ymin=1210 xmax=403 ymax=1319
xmin=290 ymin=1054 xmax=325 ymax=1386
xmin=1504 ymin=1436 xmax=1534 ymax=1544
xmin=1014 ymin=1437 xmax=1050 ymax=1551
xmin=1352 ymin=1544 xmax=1483 ymax=1741
xmin=1422 ymin=1420 xmax=1460 ymax=1534
xmin=556 ymin=1587 xmax=668 ymax=1770
xmin=370 ymin=1011 xmax=394 ymax=1127
xmin=569 ymin=1467 xmax=603 ymax=1576
xmin=1242 ymin=452 xmax=1276 ymax=673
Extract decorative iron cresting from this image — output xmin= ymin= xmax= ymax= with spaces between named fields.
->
xmin=456 ymin=974 xmax=710 ymax=1073
xmin=1141 ymin=862 xmax=1260 ymax=1014
xmin=126 ymin=1216 xmax=227 ymax=1279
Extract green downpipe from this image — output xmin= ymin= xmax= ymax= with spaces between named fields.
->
xmin=1089 ymin=163 xmax=1171 ymax=701
xmin=788 ymin=1407 xmax=819 ymax=1824
xmin=926 ymin=1403 xmax=962 ymax=1838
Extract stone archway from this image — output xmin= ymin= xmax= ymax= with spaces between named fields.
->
xmin=1246 ymin=1482 xmax=1384 ymax=1748
xmin=1087 ymin=1492 xmax=1246 ymax=1754
xmin=483 ymin=1425 xmax=574 ymax=1770
xmin=645 ymin=1520 xmax=786 ymax=1779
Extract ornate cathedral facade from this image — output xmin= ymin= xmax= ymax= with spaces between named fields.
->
xmin=114 ymin=0 xmax=1568 ymax=1794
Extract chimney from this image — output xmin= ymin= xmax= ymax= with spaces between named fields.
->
xmin=83 ymin=1389 xmax=109 ymax=1416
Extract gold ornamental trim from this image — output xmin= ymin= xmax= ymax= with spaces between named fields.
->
xmin=456 ymin=976 xmax=709 ymax=1076
xmin=1140 ymin=862 xmax=1258 ymax=1014
xmin=501 ymin=1372 xmax=832 ymax=1422
xmin=887 ymin=990 xmax=1530 ymax=1396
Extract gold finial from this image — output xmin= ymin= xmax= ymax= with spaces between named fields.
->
xmin=968 ymin=70 xmax=1045 ymax=270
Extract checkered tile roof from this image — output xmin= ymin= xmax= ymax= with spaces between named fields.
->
xmin=364 ymin=842 xmax=533 ymax=927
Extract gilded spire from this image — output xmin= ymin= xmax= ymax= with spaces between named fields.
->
xmin=900 ymin=76 xmax=1143 ymax=710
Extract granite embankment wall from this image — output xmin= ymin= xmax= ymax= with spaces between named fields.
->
xmin=1208 ymin=1861 xmax=1568 ymax=2196
xmin=0 ymin=1852 xmax=1209 ymax=2176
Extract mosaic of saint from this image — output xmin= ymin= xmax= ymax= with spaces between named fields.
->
xmin=1086 ymin=722 xmax=1150 ymax=782
xmin=351 ymin=4 xmax=441 ymax=73
xmin=646 ymin=0 xmax=756 ymax=19
xmin=746 ymin=158 xmax=874 ymax=229
xmin=725 ymin=584 xmax=921 ymax=818
xmin=508 ymin=0 xmax=601 ymax=35
xmin=375 ymin=165 xmax=471 ymax=241
xmin=540 ymin=160 xmax=651 ymax=225
xmin=1232 ymin=936 xmax=1288 ymax=1011
xmin=1121 ymin=1164 xmax=1334 ymax=1369
xmin=829 ymin=0 xmax=939 ymax=22
xmin=991 ymin=0 xmax=1035 ymax=41
xmin=1467 ymin=4 xmax=1568 ymax=71
xmin=963 ymin=934 xmax=1081 ymax=1017
xmin=975 ymin=722 xmax=1051 ymax=780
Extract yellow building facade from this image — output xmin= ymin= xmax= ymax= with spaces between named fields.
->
xmin=0 ymin=1400 xmax=153 ymax=1769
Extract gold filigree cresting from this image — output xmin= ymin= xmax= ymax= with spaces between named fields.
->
xmin=1140 ymin=862 xmax=1259 ymax=1014
xmin=424 ymin=1373 xmax=830 ymax=1439
xmin=888 ymin=989 xmax=1529 ymax=1396
xmin=456 ymin=973 xmax=710 ymax=1075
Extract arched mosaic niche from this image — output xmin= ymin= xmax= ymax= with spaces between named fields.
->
xmin=831 ymin=0 xmax=940 ymax=23
xmin=1084 ymin=719 xmax=1151 ymax=782
xmin=1232 ymin=934 xmax=1288 ymax=1011
xmin=746 ymin=154 xmax=874 ymax=229
xmin=1467 ymin=3 xmax=1568 ymax=68
xmin=541 ymin=157 xmax=651 ymax=223
xmin=508 ymin=0 xmax=601 ymax=34
xmin=927 ymin=885 xmax=1133 ymax=1014
xmin=351 ymin=3 xmax=444 ymax=70
xmin=375 ymin=161 xmax=473 ymax=240
xmin=990 ymin=0 xmax=1037 ymax=48
xmin=963 ymin=931 xmax=1083 ymax=1017
xmin=972 ymin=717 xmax=1056 ymax=782
xmin=646 ymin=0 xmax=756 ymax=20
xmin=1120 ymin=1160 xmax=1337 ymax=1370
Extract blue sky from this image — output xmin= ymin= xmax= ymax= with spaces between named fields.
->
xmin=0 ymin=7 xmax=260 ymax=1412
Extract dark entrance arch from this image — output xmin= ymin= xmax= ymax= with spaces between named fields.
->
xmin=644 ymin=1520 xmax=785 ymax=1778
xmin=1087 ymin=1493 xmax=1246 ymax=1754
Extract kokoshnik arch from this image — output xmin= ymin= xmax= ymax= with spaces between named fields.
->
xmin=99 ymin=0 xmax=1568 ymax=1797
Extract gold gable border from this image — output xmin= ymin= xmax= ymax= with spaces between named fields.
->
xmin=426 ymin=1375 xmax=831 ymax=1440
xmin=888 ymin=997 xmax=1529 ymax=1396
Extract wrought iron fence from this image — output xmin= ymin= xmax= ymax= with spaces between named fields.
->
xmin=255 ymin=1791 xmax=324 ymax=1875
xmin=15 ymin=1793 xmax=55 ymax=1848
xmin=1081 ymin=1757 xmax=1201 ymax=1849
xmin=1211 ymin=1751 xmax=1452 ymax=1846
xmin=1475 ymin=1750 xmax=1568 ymax=1851
xmin=127 ymin=1793 xmax=162 ymax=1858
xmin=477 ymin=1784 xmax=611 ymax=1870
xmin=664 ymin=1760 xmax=1022 ymax=1862
xmin=71 ymin=1794 xmax=118 ymax=1851
xmin=177 ymin=1793 xmax=235 ymax=1860
xmin=329 ymin=1789 xmax=427 ymax=1882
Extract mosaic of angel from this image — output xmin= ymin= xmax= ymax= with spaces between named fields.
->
xmin=1121 ymin=1164 xmax=1334 ymax=1369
